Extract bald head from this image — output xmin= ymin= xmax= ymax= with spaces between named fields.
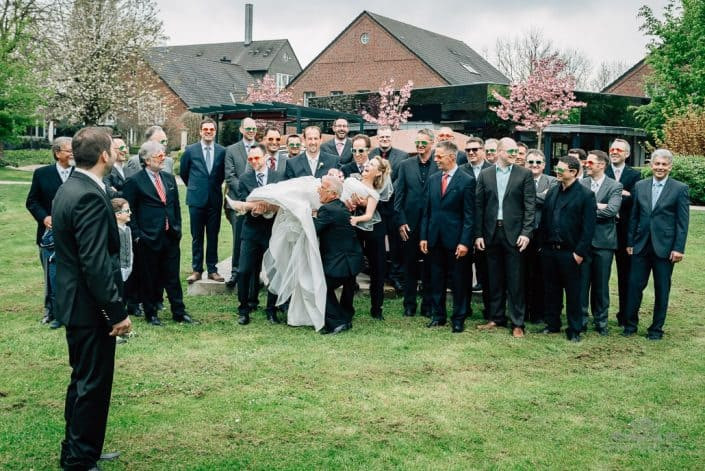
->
xmin=497 ymin=137 xmax=518 ymax=167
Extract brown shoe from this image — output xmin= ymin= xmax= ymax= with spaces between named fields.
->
xmin=186 ymin=272 xmax=202 ymax=284
xmin=477 ymin=321 xmax=498 ymax=330
xmin=207 ymin=272 xmax=225 ymax=282
xmin=512 ymin=327 xmax=525 ymax=338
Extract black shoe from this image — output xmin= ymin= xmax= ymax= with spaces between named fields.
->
xmin=568 ymin=334 xmax=582 ymax=343
xmin=319 ymin=326 xmax=331 ymax=335
xmin=581 ymin=325 xmax=588 ymax=333
xmin=267 ymin=312 xmax=280 ymax=324
xmin=472 ymin=283 xmax=482 ymax=293
xmin=173 ymin=313 xmax=195 ymax=324
xmin=49 ymin=319 xmax=62 ymax=329
xmin=403 ymin=308 xmax=415 ymax=317
xmin=99 ymin=451 xmax=121 ymax=461
xmin=147 ymin=316 xmax=162 ymax=326
xmin=596 ymin=327 xmax=609 ymax=336
xmin=426 ymin=319 xmax=446 ymax=328
xmin=225 ymin=277 xmax=237 ymax=288
xmin=420 ymin=308 xmax=431 ymax=318
xmin=646 ymin=333 xmax=663 ymax=341
xmin=621 ymin=329 xmax=636 ymax=337
xmin=331 ymin=322 xmax=352 ymax=335
xmin=238 ymin=314 xmax=250 ymax=325
xmin=371 ymin=313 xmax=384 ymax=321
xmin=452 ymin=322 xmax=464 ymax=333
xmin=392 ymin=280 xmax=403 ymax=294
xmin=128 ymin=307 xmax=144 ymax=317
xmin=538 ymin=327 xmax=560 ymax=334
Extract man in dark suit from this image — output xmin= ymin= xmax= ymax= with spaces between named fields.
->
xmin=262 ymin=127 xmax=287 ymax=174
xmin=340 ymin=134 xmax=371 ymax=178
xmin=280 ymin=134 xmax=303 ymax=160
xmin=236 ymin=145 xmax=283 ymax=326
xmin=623 ymin=149 xmax=689 ymax=340
xmin=52 ymin=127 xmax=131 ymax=470
xmin=104 ymin=137 xmax=127 ymax=198
xmin=283 ymin=125 xmax=338 ymax=179
xmin=394 ymin=129 xmax=440 ymax=317
xmin=475 ymin=137 xmax=536 ymax=338
xmin=315 ymin=175 xmax=363 ymax=334
xmin=26 ymin=136 xmax=74 ymax=328
xmin=224 ymin=118 xmax=259 ymax=287
xmin=605 ymin=138 xmax=642 ymax=326
xmin=320 ymin=118 xmax=353 ymax=164
xmin=123 ymin=141 xmax=193 ymax=326
xmin=180 ymin=117 xmax=226 ymax=283
xmin=538 ymin=155 xmax=596 ymax=342
xmin=369 ymin=125 xmax=408 ymax=292
xmin=419 ymin=141 xmax=475 ymax=332
xmin=432 ymin=127 xmax=468 ymax=165
xmin=579 ymin=150 xmax=623 ymax=335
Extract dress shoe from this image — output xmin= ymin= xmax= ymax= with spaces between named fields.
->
xmin=646 ymin=333 xmax=663 ymax=341
xmin=538 ymin=327 xmax=560 ymax=334
xmin=267 ymin=312 xmax=280 ymax=324
xmin=128 ymin=306 xmax=144 ymax=317
xmin=207 ymin=272 xmax=225 ymax=282
xmin=147 ymin=316 xmax=162 ymax=326
xmin=512 ymin=327 xmax=524 ymax=338
xmin=403 ymin=308 xmax=415 ymax=317
xmin=331 ymin=322 xmax=352 ymax=334
xmin=99 ymin=451 xmax=121 ymax=461
xmin=186 ymin=271 xmax=202 ymax=284
xmin=238 ymin=314 xmax=250 ymax=325
xmin=452 ymin=322 xmax=464 ymax=333
xmin=581 ymin=325 xmax=588 ymax=333
xmin=426 ymin=319 xmax=446 ymax=328
xmin=173 ymin=313 xmax=195 ymax=324
xmin=392 ymin=280 xmax=403 ymax=294
xmin=371 ymin=313 xmax=384 ymax=321
xmin=472 ymin=283 xmax=483 ymax=293
xmin=621 ymin=329 xmax=636 ymax=337
xmin=568 ymin=334 xmax=582 ymax=343
xmin=225 ymin=276 xmax=237 ymax=288
xmin=420 ymin=308 xmax=431 ymax=318
xmin=477 ymin=321 xmax=499 ymax=330
xmin=319 ymin=326 xmax=331 ymax=335
xmin=49 ymin=319 xmax=62 ymax=329
xmin=596 ymin=327 xmax=609 ymax=336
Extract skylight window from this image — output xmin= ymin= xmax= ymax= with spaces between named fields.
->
xmin=461 ymin=62 xmax=479 ymax=74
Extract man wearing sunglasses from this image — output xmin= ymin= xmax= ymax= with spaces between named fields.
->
xmin=475 ymin=137 xmax=536 ymax=338
xmin=283 ymin=125 xmax=339 ymax=179
xmin=604 ymin=138 xmax=642 ymax=326
xmin=484 ymin=138 xmax=499 ymax=164
xmin=394 ymin=129 xmax=440 ymax=317
xmin=105 ymin=137 xmax=128 ymax=198
xmin=320 ymin=118 xmax=353 ymax=164
xmin=262 ymin=127 xmax=285 ymax=174
xmin=282 ymin=134 xmax=303 ymax=159
xmin=124 ymin=126 xmax=174 ymax=178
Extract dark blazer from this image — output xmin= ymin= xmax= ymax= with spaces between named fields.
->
xmin=627 ymin=178 xmax=689 ymax=258
xmin=224 ymin=140 xmax=252 ymax=202
xmin=284 ymin=152 xmax=339 ymax=179
xmin=52 ymin=172 xmax=125 ymax=327
xmin=420 ymin=168 xmax=475 ymax=249
xmin=314 ymin=199 xmax=363 ymax=278
xmin=580 ymin=176 xmax=623 ymax=250
xmin=369 ymin=147 xmax=409 ymax=181
xmin=321 ymin=138 xmax=353 ymax=164
xmin=533 ymin=173 xmax=558 ymax=229
xmin=103 ymin=165 xmax=126 ymax=198
xmin=340 ymin=160 xmax=365 ymax=178
xmin=475 ymin=165 xmax=536 ymax=244
xmin=179 ymin=141 xmax=226 ymax=208
xmin=237 ymin=168 xmax=282 ymax=241
xmin=539 ymin=181 xmax=597 ymax=258
xmin=393 ymin=156 xmax=440 ymax=231
xmin=122 ymin=170 xmax=182 ymax=251
xmin=606 ymin=164 xmax=641 ymax=240
xmin=26 ymin=164 xmax=72 ymax=245
xmin=460 ymin=160 xmax=492 ymax=180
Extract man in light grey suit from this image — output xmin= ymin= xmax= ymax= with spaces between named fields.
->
xmin=124 ymin=126 xmax=174 ymax=178
xmin=224 ymin=117 xmax=259 ymax=287
xmin=579 ymin=150 xmax=623 ymax=334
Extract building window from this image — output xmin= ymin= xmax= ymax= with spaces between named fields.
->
xmin=303 ymin=91 xmax=316 ymax=107
xmin=275 ymin=73 xmax=292 ymax=92
xmin=460 ymin=62 xmax=480 ymax=74
xmin=360 ymin=33 xmax=370 ymax=45
xmin=330 ymin=91 xmax=343 ymax=96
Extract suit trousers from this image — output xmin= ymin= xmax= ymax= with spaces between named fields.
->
xmin=382 ymin=214 xmax=404 ymax=284
xmin=188 ymin=204 xmax=222 ymax=273
xmin=39 ymin=247 xmax=51 ymax=316
xmin=62 ymin=327 xmax=115 ymax=470
xmin=324 ymin=275 xmax=356 ymax=329
xmin=543 ymin=248 xmax=583 ymax=336
xmin=356 ymin=223 xmax=386 ymax=316
xmin=624 ymin=244 xmax=675 ymax=336
xmin=138 ymin=238 xmax=185 ymax=318
xmin=429 ymin=245 xmax=470 ymax=323
xmin=473 ymin=249 xmax=491 ymax=319
xmin=226 ymin=211 xmax=244 ymax=279
xmin=580 ymin=248 xmax=614 ymax=330
xmin=486 ymin=225 xmax=526 ymax=328
xmin=237 ymin=238 xmax=277 ymax=315
xmin=524 ymin=240 xmax=545 ymax=323
xmin=401 ymin=232 xmax=433 ymax=315
xmin=614 ymin=220 xmax=632 ymax=324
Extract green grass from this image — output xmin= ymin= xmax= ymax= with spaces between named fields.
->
xmin=1 ymin=180 xmax=704 ymax=470
xmin=0 ymin=167 xmax=33 ymax=182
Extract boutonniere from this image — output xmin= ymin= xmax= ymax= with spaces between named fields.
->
xmin=318 ymin=162 xmax=324 ymax=170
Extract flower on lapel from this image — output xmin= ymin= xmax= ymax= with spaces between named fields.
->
xmin=318 ymin=162 xmax=324 ymax=170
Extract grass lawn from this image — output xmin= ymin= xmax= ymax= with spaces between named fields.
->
xmin=1 ymin=179 xmax=704 ymax=470
xmin=0 ymin=167 xmax=34 ymax=182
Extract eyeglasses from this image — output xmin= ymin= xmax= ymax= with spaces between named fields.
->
xmin=159 ymin=139 xmax=168 ymax=145
xmin=267 ymin=137 xmax=281 ymax=142
xmin=435 ymin=153 xmax=453 ymax=159
xmin=465 ymin=147 xmax=481 ymax=153
xmin=288 ymin=143 xmax=301 ymax=148
xmin=554 ymin=167 xmax=565 ymax=174
xmin=609 ymin=147 xmax=626 ymax=154
xmin=437 ymin=133 xmax=453 ymax=139
xmin=60 ymin=148 xmax=73 ymax=154
xmin=247 ymin=156 xmax=262 ymax=162
xmin=115 ymin=208 xmax=132 ymax=214
xmin=527 ymin=160 xmax=543 ymax=165
xmin=352 ymin=148 xmax=368 ymax=155
xmin=243 ymin=127 xmax=257 ymax=132
xmin=505 ymin=149 xmax=519 ymax=156
xmin=414 ymin=140 xmax=429 ymax=147
xmin=584 ymin=161 xmax=595 ymax=167
xmin=118 ymin=145 xmax=128 ymax=152
xmin=202 ymin=127 xmax=216 ymax=133
xmin=485 ymin=149 xmax=497 ymax=154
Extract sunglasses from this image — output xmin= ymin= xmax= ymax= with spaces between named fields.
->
xmin=202 ymin=127 xmax=216 ymax=132
xmin=352 ymin=148 xmax=368 ymax=155
xmin=267 ymin=137 xmax=281 ymax=142
xmin=247 ymin=156 xmax=262 ymax=162
xmin=414 ymin=140 xmax=429 ymax=147
xmin=288 ymin=143 xmax=301 ymax=148
xmin=609 ymin=148 xmax=625 ymax=154
xmin=584 ymin=161 xmax=595 ymax=167
xmin=505 ymin=149 xmax=519 ymax=156
xmin=118 ymin=145 xmax=128 ymax=152
xmin=485 ymin=149 xmax=497 ymax=154
xmin=438 ymin=133 xmax=453 ymax=139
xmin=115 ymin=208 xmax=131 ymax=214
xmin=159 ymin=139 xmax=168 ymax=145
xmin=243 ymin=127 xmax=257 ymax=132
xmin=527 ymin=160 xmax=544 ymax=165
xmin=554 ymin=167 xmax=575 ymax=174
xmin=465 ymin=147 xmax=481 ymax=153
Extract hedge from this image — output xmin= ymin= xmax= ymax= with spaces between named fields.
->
xmin=0 ymin=149 xmax=54 ymax=168
xmin=640 ymin=155 xmax=705 ymax=205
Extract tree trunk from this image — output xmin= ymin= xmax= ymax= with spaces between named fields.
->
xmin=536 ymin=130 xmax=543 ymax=151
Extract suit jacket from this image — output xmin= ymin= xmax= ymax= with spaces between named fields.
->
xmin=533 ymin=173 xmax=558 ymax=229
xmin=52 ymin=171 xmax=125 ymax=327
xmin=122 ymin=169 xmax=182 ymax=251
xmin=369 ymin=147 xmax=409 ymax=182
xmin=237 ymin=169 xmax=282 ymax=241
xmin=420 ymin=168 xmax=475 ymax=249
xmin=124 ymin=155 xmax=174 ymax=178
xmin=393 ymin=156 xmax=440 ymax=231
xmin=104 ymin=165 xmax=126 ymax=198
xmin=224 ymin=139 xmax=253 ymax=204
xmin=460 ymin=160 xmax=492 ymax=180
xmin=284 ymin=152 xmax=338 ymax=179
xmin=580 ymin=176 xmax=623 ymax=250
xmin=340 ymin=160 xmax=365 ymax=178
xmin=606 ymin=164 xmax=641 ymax=241
xmin=538 ymin=181 xmax=597 ymax=258
xmin=475 ymin=165 xmax=536 ymax=244
xmin=179 ymin=142 xmax=226 ymax=208
xmin=26 ymin=164 xmax=73 ymax=245
xmin=321 ymin=138 xmax=353 ymax=164
xmin=627 ymin=178 xmax=689 ymax=258
xmin=314 ymin=199 xmax=363 ymax=278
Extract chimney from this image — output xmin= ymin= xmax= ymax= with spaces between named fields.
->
xmin=244 ymin=3 xmax=253 ymax=46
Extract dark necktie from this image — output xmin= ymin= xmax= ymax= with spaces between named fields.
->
xmin=256 ymin=172 xmax=264 ymax=187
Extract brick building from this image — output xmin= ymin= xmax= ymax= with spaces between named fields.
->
xmin=287 ymin=11 xmax=507 ymax=105
xmin=602 ymin=58 xmax=651 ymax=97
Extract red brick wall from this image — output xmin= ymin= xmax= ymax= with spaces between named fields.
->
xmin=604 ymin=61 xmax=652 ymax=98
xmin=287 ymin=14 xmax=447 ymax=102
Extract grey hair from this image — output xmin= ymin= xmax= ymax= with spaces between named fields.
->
xmin=651 ymin=148 xmax=673 ymax=164
xmin=52 ymin=136 xmax=72 ymax=158
xmin=321 ymin=175 xmax=342 ymax=196
xmin=417 ymin=128 xmax=435 ymax=141
xmin=138 ymin=141 xmax=164 ymax=168
xmin=435 ymin=140 xmax=458 ymax=157
xmin=611 ymin=138 xmax=631 ymax=155
xmin=484 ymin=138 xmax=499 ymax=148
xmin=526 ymin=149 xmax=545 ymax=160
xmin=144 ymin=125 xmax=164 ymax=141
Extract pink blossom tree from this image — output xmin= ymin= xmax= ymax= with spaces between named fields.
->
xmin=491 ymin=55 xmax=586 ymax=148
xmin=244 ymin=74 xmax=295 ymax=130
xmin=361 ymin=79 xmax=413 ymax=130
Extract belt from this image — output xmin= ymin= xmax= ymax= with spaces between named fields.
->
xmin=546 ymin=243 xmax=567 ymax=250
xmin=496 ymin=220 xmax=504 ymax=227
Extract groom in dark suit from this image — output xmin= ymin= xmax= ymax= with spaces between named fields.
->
xmin=283 ymin=125 xmax=338 ymax=179
xmin=52 ymin=127 xmax=131 ymax=469
xmin=315 ymin=175 xmax=363 ymax=334
xmin=623 ymin=149 xmax=689 ymax=340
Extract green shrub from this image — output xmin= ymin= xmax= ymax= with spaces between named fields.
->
xmin=1 ymin=149 xmax=54 ymax=167
xmin=640 ymin=155 xmax=705 ymax=205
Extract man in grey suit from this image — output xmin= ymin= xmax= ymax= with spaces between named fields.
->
xmin=320 ymin=118 xmax=352 ymax=164
xmin=224 ymin=117 xmax=259 ymax=287
xmin=579 ymin=150 xmax=623 ymax=335
xmin=262 ymin=127 xmax=287 ymax=174
xmin=124 ymin=126 xmax=173 ymax=178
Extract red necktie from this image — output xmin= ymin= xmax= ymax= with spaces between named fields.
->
xmin=441 ymin=173 xmax=449 ymax=196
xmin=153 ymin=172 xmax=169 ymax=230
xmin=268 ymin=156 xmax=276 ymax=170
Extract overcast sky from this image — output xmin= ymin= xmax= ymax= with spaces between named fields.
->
xmin=156 ymin=0 xmax=670 ymax=73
